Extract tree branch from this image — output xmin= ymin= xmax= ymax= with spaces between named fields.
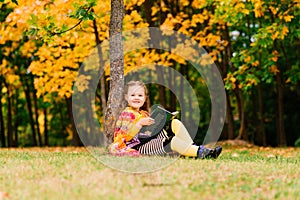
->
xmin=49 ymin=7 xmax=93 ymax=36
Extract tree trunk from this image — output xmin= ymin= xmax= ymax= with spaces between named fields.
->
xmin=255 ymin=49 xmax=267 ymax=146
xmin=147 ymin=70 xmax=155 ymax=105
xmin=92 ymin=13 xmax=107 ymax=115
xmin=222 ymin=24 xmax=236 ymax=140
xmin=179 ymin=65 xmax=185 ymax=123
xmin=104 ymin=0 xmax=125 ymax=144
xmin=225 ymin=90 xmax=235 ymax=139
xmin=66 ymin=97 xmax=82 ymax=146
xmin=276 ymin=72 xmax=286 ymax=146
xmin=235 ymin=89 xmax=248 ymax=141
xmin=59 ymin=104 xmax=67 ymax=146
xmin=44 ymin=108 xmax=49 ymax=146
xmin=156 ymin=66 xmax=167 ymax=108
xmin=84 ymin=91 xmax=96 ymax=145
xmin=23 ymin=76 xmax=37 ymax=146
xmin=66 ymin=98 xmax=82 ymax=147
xmin=144 ymin=0 xmax=168 ymax=108
xmin=256 ymin=83 xmax=266 ymax=146
xmin=4 ymin=81 xmax=13 ymax=147
xmin=144 ymin=0 xmax=154 ymax=26
xmin=13 ymin=89 xmax=19 ymax=147
xmin=223 ymin=24 xmax=247 ymax=141
xmin=167 ymin=35 xmax=176 ymax=111
xmin=270 ymin=9 xmax=286 ymax=147
xmin=32 ymin=77 xmax=42 ymax=146
xmin=0 ymin=78 xmax=6 ymax=147
xmin=185 ymin=66 xmax=195 ymax=132
xmin=184 ymin=66 xmax=193 ymax=124
xmin=169 ymin=66 xmax=176 ymax=111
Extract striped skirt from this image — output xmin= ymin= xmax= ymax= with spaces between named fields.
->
xmin=132 ymin=130 xmax=171 ymax=156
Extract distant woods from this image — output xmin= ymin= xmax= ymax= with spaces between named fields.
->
xmin=0 ymin=0 xmax=299 ymax=147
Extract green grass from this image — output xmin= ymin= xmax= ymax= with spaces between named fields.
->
xmin=0 ymin=146 xmax=299 ymax=200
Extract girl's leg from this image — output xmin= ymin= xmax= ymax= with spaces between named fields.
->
xmin=170 ymin=136 xmax=198 ymax=157
xmin=171 ymin=119 xmax=199 ymax=157
xmin=170 ymin=135 xmax=215 ymax=159
xmin=133 ymin=130 xmax=172 ymax=155
xmin=138 ymin=138 xmax=167 ymax=155
xmin=171 ymin=119 xmax=194 ymax=144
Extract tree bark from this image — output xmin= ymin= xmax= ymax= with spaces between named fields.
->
xmin=183 ymin=66 xmax=193 ymax=123
xmin=23 ymin=76 xmax=37 ymax=146
xmin=0 ymin=78 xmax=6 ymax=147
xmin=32 ymin=76 xmax=42 ymax=146
xmin=235 ymin=89 xmax=248 ymax=141
xmin=4 ymin=81 xmax=13 ymax=147
xmin=144 ymin=0 xmax=154 ymax=26
xmin=104 ymin=0 xmax=125 ymax=144
xmin=185 ymin=65 xmax=195 ymax=131
xmin=222 ymin=24 xmax=237 ymax=140
xmin=169 ymin=66 xmax=176 ymax=111
xmin=179 ymin=65 xmax=185 ymax=122
xmin=256 ymin=83 xmax=266 ymax=146
xmin=276 ymin=71 xmax=286 ymax=146
xmin=270 ymin=6 xmax=286 ymax=146
xmin=44 ymin=108 xmax=49 ymax=146
xmin=92 ymin=13 xmax=107 ymax=115
xmin=85 ymin=91 xmax=96 ymax=145
xmin=225 ymin=91 xmax=235 ymax=139
xmin=13 ymin=89 xmax=19 ymax=147
xmin=156 ymin=66 xmax=167 ymax=108
xmin=223 ymin=24 xmax=248 ymax=141
xmin=144 ymin=0 xmax=168 ymax=108
xmin=66 ymin=97 xmax=82 ymax=146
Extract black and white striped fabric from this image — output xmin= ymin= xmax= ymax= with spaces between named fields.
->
xmin=133 ymin=130 xmax=170 ymax=155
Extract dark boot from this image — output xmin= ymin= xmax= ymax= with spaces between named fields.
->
xmin=211 ymin=146 xmax=222 ymax=159
xmin=197 ymin=145 xmax=214 ymax=159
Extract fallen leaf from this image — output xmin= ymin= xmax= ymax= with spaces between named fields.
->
xmin=0 ymin=191 xmax=9 ymax=200
xmin=232 ymin=153 xmax=239 ymax=157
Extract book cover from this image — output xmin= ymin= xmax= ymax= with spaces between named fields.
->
xmin=139 ymin=105 xmax=179 ymax=137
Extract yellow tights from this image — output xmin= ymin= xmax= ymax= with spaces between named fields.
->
xmin=170 ymin=119 xmax=199 ymax=157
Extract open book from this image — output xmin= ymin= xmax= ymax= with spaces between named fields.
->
xmin=139 ymin=105 xmax=179 ymax=137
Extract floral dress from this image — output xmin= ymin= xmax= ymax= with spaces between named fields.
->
xmin=108 ymin=107 xmax=149 ymax=156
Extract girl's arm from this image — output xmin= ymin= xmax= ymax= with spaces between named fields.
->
xmin=135 ymin=117 xmax=155 ymax=129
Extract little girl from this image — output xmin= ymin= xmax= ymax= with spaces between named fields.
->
xmin=108 ymin=81 xmax=222 ymax=159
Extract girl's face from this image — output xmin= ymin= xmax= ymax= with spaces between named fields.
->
xmin=125 ymin=85 xmax=146 ymax=111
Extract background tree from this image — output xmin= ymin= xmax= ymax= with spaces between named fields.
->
xmin=0 ymin=0 xmax=299 ymax=147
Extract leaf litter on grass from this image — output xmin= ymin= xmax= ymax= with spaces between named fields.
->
xmin=0 ymin=191 xmax=9 ymax=200
xmin=217 ymin=139 xmax=300 ymax=159
xmin=0 ymin=145 xmax=299 ymax=200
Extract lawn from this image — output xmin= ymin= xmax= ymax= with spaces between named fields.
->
xmin=0 ymin=143 xmax=299 ymax=200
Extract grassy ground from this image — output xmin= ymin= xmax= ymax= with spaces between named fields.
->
xmin=0 ymin=143 xmax=299 ymax=200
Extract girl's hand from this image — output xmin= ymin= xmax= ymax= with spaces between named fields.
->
xmin=136 ymin=117 xmax=155 ymax=128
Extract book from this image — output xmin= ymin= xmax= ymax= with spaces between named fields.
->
xmin=139 ymin=105 xmax=179 ymax=138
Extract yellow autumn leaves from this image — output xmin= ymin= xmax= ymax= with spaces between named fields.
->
xmin=0 ymin=0 xmax=298 ymax=100
xmin=74 ymin=75 xmax=91 ymax=93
